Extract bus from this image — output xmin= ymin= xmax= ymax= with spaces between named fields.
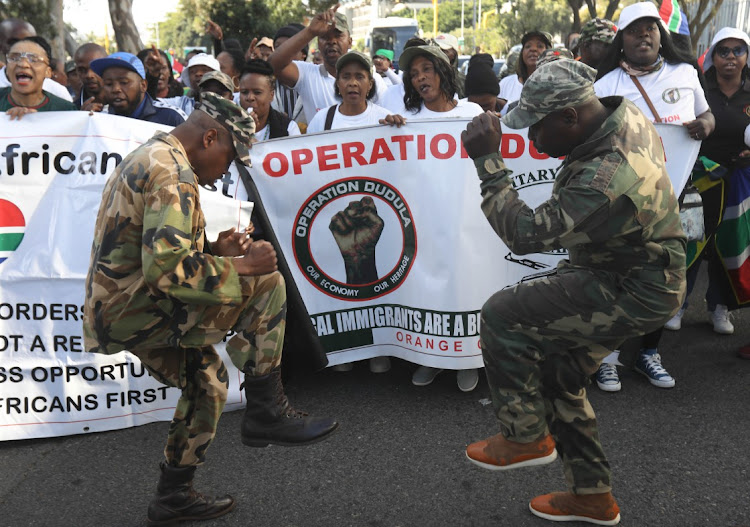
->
xmin=366 ymin=17 xmax=420 ymax=70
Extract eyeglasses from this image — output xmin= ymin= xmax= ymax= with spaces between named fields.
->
xmin=7 ymin=51 xmax=49 ymax=65
xmin=715 ymin=45 xmax=748 ymax=59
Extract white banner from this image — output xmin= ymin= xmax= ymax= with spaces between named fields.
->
xmin=242 ymin=120 xmax=566 ymax=369
xmin=0 ymin=113 xmax=252 ymax=441
xmin=0 ymin=113 xmax=696 ymax=441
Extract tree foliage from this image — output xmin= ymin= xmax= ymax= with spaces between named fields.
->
xmin=0 ymin=0 xmax=56 ymax=39
xmin=494 ymin=0 xmax=571 ymax=51
xmin=158 ymin=0 xmax=206 ymax=53
xmin=202 ymin=0 xmax=274 ymax=47
xmin=417 ymin=0 xmax=473 ymax=35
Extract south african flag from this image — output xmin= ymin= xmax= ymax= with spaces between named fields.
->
xmin=0 ymin=199 xmax=25 ymax=264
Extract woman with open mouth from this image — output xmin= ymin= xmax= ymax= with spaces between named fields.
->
xmin=307 ymin=50 xmax=390 ymax=134
xmin=498 ymin=30 xmax=552 ymax=116
xmin=395 ymin=43 xmax=484 ymax=392
xmin=0 ymin=35 xmax=77 ymax=119
xmin=593 ymin=1 xmax=715 ymax=393
xmin=307 ymin=50 xmax=394 ymax=375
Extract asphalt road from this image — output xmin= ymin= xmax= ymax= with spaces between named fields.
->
xmin=1 ymin=268 xmax=749 ymax=527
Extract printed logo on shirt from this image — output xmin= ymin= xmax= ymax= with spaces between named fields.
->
xmin=662 ymin=88 xmax=681 ymax=104
xmin=293 ymin=177 xmax=417 ymax=301
xmin=743 ymin=104 xmax=750 ymax=118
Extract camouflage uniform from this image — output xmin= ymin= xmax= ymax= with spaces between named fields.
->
xmin=475 ymin=61 xmax=686 ymax=494
xmin=83 ymin=95 xmax=286 ymax=467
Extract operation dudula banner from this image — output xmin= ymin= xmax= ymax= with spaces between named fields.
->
xmin=0 ymin=113 xmax=697 ymax=441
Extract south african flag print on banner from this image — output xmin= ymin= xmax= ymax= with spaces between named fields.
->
xmin=0 ymin=199 xmax=25 ymax=264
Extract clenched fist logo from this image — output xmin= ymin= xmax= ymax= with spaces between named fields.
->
xmin=329 ymin=196 xmax=384 ymax=284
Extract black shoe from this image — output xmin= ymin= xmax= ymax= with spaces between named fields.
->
xmin=147 ymin=463 xmax=235 ymax=525
xmin=241 ymin=368 xmax=339 ymax=447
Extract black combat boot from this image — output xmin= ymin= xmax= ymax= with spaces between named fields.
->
xmin=147 ymin=463 xmax=236 ymax=525
xmin=241 ymin=367 xmax=339 ymax=447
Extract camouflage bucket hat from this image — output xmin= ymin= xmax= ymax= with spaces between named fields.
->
xmin=502 ymin=59 xmax=598 ymax=130
xmin=536 ymin=48 xmax=574 ymax=68
xmin=579 ymin=18 xmax=617 ymax=45
xmin=195 ymin=92 xmax=256 ymax=166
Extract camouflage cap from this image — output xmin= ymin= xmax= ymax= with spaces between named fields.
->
xmin=334 ymin=11 xmax=350 ymax=34
xmin=336 ymin=50 xmax=372 ymax=73
xmin=502 ymin=59 xmax=598 ymax=130
xmin=198 ymin=70 xmax=235 ymax=94
xmin=536 ymin=48 xmax=575 ymax=68
xmin=522 ymin=31 xmax=553 ymax=48
xmin=398 ymin=44 xmax=450 ymax=73
xmin=194 ymin=92 xmax=255 ymax=166
xmin=579 ymin=18 xmax=617 ymax=45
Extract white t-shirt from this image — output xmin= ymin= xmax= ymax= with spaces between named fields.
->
xmin=293 ymin=60 xmax=387 ymax=124
xmin=0 ymin=65 xmax=73 ymax=102
xmin=406 ymin=98 xmax=483 ymax=119
xmin=498 ymin=74 xmax=523 ymax=116
xmin=307 ymin=101 xmax=391 ymax=133
xmin=594 ymin=62 xmax=709 ymax=124
xmin=380 ymin=83 xmax=406 ymax=114
xmin=254 ymin=120 xmax=301 ymax=141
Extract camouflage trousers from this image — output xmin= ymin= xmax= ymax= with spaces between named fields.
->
xmin=131 ymin=271 xmax=287 ymax=467
xmin=480 ymin=266 xmax=683 ymax=495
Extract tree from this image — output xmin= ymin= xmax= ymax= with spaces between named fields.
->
xmin=202 ymin=0 xmax=274 ymax=48
xmin=0 ymin=0 xmax=55 ymax=39
xmin=158 ymin=0 xmax=206 ymax=54
xmin=417 ymin=0 xmax=473 ymax=35
xmin=494 ymin=0 xmax=571 ymax=50
xmin=108 ymin=0 xmax=143 ymax=53
xmin=268 ymin=0 xmax=309 ymax=29
xmin=680 ymin=0 xmax=726 ymax=52
xmin=566 ymin=0 xmax=621 ymax=32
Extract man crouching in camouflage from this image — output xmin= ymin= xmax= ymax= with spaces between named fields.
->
xmin=461 ymin=60 xmax=685 ymax=525
xmin=83 ymin=93 xmax=338 ymax=525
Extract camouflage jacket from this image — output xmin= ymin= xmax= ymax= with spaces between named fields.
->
xmin=83 ymin=131 xmax=241 ymax=354
xmin=475 ymin=96 xmax=685 ymax=285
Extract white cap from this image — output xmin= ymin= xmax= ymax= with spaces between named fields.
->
xmin=187 ymin=52 xmax=220 ymax=71
xmin=434 ymin=33 xmax=459 ymax=52
xmin=745 ymin=123 xmax=750 ymax=148
xmin=702 ymin=27 xmax=750 ymax=71
xmin=617 ymin=2 xmax=662 ymax=32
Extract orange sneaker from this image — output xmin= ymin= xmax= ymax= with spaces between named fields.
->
xmin=465 ymin=432 xmax=557 ymax=471
xmin=529 ymin=491 xmax=621 ymax=525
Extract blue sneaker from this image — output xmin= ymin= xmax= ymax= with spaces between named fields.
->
xmin=595 ymin=363 xmax=621 ymax=392
xmin=635 ymin=350 xmax=675 ymax=388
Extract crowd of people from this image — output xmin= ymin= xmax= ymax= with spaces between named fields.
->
xmin=1 ymin=2 xmax=750 ymax=525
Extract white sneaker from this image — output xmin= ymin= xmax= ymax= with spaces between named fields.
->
xmin=457 ymin=369 xmax=479 ymax=392
xmin=711 ymin=305 xmax=734 ymax=334
xmin=369 ymin=356 xmax=391 ymax=373
xmin=332 ymin=362 xmax=353 ymax=372
xmin=412 ymin=366 xmax=443 ymax=386
xmin=664 ymin=307 xmax=685 ymax=331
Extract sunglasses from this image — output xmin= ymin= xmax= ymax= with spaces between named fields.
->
xmin=7 ymin=51 xmax=49 ymax=65
xmin=715 ymin=45 xmax=748 ymax=59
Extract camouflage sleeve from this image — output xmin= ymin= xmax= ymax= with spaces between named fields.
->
xmin=475 ymin=152 xmax=614 ymax=255
xmin=142 ymin=177 xmax=242 ymax=306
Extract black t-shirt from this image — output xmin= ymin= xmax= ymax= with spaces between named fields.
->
xmin=700 ymin=71 xmax=750 ymax=168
